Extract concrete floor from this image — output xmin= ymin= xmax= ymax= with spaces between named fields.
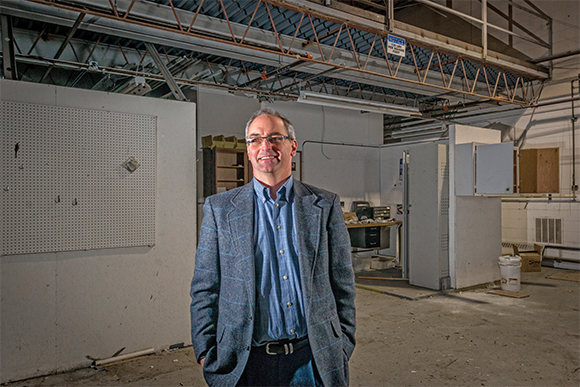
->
xmin=5 ymin=267 xmax=579 ymax=387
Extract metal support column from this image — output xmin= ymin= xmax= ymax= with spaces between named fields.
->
xmin=401 ymin=150 xmax=410 ymax=279
xmin=386 ymin=0 xmax=394 ymax=31
xmin=572 ymin=78 xmax=578 ymax=200
xmin=1 ymin=14 xmax=18 ymax=80
xmin=482 ymin=0 xmax=488 ymax=59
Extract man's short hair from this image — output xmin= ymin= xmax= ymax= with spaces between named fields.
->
xmin=245 ymin=107 xmax=296 ymax=141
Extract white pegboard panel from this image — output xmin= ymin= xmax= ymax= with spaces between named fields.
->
xmin=1 ymin=101 xmax=156 ymax=256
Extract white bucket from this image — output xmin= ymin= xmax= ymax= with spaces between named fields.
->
xmin=498 ymin=256 xmax=522 ymax=292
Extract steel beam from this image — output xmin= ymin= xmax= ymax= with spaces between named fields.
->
xmin=1 ymin=14 xmax=19 ymax=80
xmin=280 ymin=0 xmax=549 ymax=79
xmin=3 ymin=0 xmax=453 ymax=99
xmin=39 ymin=11 xmax=84 ymax=83
xmin=5 ymin=0 xmax=549 ymax=106
xmin=145 ymin=42 xmax=187 ymax=101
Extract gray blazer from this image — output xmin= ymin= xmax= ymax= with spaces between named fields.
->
xmin=190 ymin=180 xmax=356 ymax=386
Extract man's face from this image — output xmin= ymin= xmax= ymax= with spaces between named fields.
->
xmin=246 ymin=114 xmax=297 ymax=183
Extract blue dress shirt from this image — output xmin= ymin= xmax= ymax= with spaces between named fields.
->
xmin=252 ymin=177 xmax=307 ymax=345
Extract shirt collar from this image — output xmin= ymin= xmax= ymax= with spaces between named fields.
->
xmin=253 ymin=176 xmax=294 ymax=202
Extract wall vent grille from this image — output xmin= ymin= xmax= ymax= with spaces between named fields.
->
xmin=502 ymin=242 xmax=535 ymax=251
xmin=535 ymin=218 xmax=562 ymax=244
xmin=440 ymin=163 xmax=449 ymax=180
xmin=440 ymin=198 xmax=449 ymax=216
xmin=440 ymin=233 xmax=449 ymax=251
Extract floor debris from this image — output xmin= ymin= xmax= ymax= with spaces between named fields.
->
xmin=487 ymin=289 xmax=530 ymax=298
xmin=547 ymin=270 xmax=580 ymax=282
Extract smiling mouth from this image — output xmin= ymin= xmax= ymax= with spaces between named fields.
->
xmin=259 ymin=155 xmax=277 ymax=161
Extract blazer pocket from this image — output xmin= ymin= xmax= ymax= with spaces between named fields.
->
xmin=330 ymin=317 xmax=341 ymax=338
xmin=217 ymin=323 xmax=226 ymax=343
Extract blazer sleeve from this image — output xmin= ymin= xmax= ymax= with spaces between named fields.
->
xmin=190 ymin=198 xmax=221 ymax=363
xmin=327 ymin=194 xmax=356 ymax=358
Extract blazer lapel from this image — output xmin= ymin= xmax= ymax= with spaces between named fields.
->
xmin=227 ymin=184 xmax=255 ymax=304
xmin=294 ymin=181 xmax=322 ymax=286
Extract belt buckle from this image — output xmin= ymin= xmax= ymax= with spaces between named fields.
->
xmin=265 ymin=342 xmax=279 ymax=355
xmin=265 ymin=342 xmax=294 ymax=355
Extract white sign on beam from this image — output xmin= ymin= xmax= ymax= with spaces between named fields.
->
xmin=387 ymin=35 xmax=406 ymax=57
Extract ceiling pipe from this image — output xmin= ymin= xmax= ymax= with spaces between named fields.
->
xmin=394 ymin=95 xmax=580 ymax=134
xmin=237 ymin=59 xmax=304 ymax=88
xmin=530 ymin=49 xmax=580 ymax=64
xmin=271 ymin=66 xmax=343 ymax=93
xmin=571 ymin=77 xmax=578 ymax=200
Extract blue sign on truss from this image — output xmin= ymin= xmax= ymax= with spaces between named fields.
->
xmin=387 ymin=35 xmax=406 ymax=57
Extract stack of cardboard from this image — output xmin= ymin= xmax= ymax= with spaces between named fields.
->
xmin=201 ymin=135 xmax=246 ymax=149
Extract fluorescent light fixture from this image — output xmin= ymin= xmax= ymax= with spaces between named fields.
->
xmin=297 ymin=91 xmax=419 ymax=117
xmin=391 ymin=123 xmax=448 ymax=139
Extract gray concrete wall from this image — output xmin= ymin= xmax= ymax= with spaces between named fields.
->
xmin=195 ymin=89 xmax=384 ymax=213
xmin=0 ymin=80 xmax=196 ymax=384
xmin=269 ymin=100 xmax=383 ymax=212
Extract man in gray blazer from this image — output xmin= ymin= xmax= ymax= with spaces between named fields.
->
xmin=190 ymin=108 xmax=356 ymax=386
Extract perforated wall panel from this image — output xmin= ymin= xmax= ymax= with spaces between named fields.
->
xmin=1 ymin=101 xmax=156 ymax=255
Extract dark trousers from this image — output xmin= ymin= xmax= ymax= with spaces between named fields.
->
xmin=236 ymin=341 xmax=322 ymax=386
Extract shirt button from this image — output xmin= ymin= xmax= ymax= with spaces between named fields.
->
xmin=290 ymin=329 xmax=295 ymax=334
xmin=279 ymin=250 xmax=284 ymax=254
xmin=277 ymin=225 xmax=282 ymax=230
xmin=287 ymin=302 xmax=293 ymax=307
xmin=283 ymin=275 xmax=288 ymax=280
xmin=275 ymin=203 xmax=279 ymax=207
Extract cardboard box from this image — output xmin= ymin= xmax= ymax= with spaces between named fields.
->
xmin=344 ymin=212 xmax=357 ymax=223
xmin=223 ymin=136 xmax=238 ymax=149
xmin=201 ymin=135 xmax=215 ymax=149
xmin=512 ymin=244 xmax=543 ymax=272
xmin=202 ymin=135 xmax=245 ymax=149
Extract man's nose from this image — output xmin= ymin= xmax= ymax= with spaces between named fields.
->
xmin=259 ymin=137 xmax=273 ymax=150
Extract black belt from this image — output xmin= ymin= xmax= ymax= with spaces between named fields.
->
xmin=255 ymin=337 xmax=309 ymax=356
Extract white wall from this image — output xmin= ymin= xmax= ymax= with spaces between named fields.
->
xmin=0 ymin=80 xmax=196 ymax=384
xmin=502 ymin=84 xmax=580 ymax=248
xmin=269 ymin=101 xmax=383 ymax=211
xmin=446 ymin=0 xmax=580 ymax=248
xmin=196 ymin=87 xmax=260 ymax=147
xmin=195 ymin=87 xmax=260 ymax=232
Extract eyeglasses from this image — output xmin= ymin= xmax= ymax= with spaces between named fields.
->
xmin=246 ymin=134 xmax=290 ymax=147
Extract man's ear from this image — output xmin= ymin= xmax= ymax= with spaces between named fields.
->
xmin=291 ymin=140 xmax=297 ymax=157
